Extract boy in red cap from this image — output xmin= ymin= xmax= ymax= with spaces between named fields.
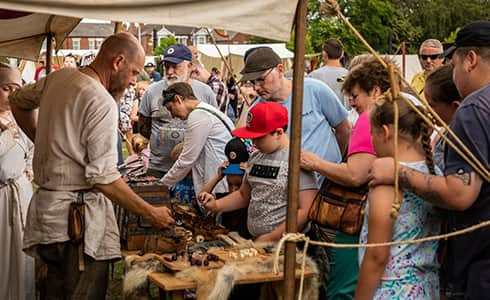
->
xmin=199 ymin=102 xmax=318 ymax=242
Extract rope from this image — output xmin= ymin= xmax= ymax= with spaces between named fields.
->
xmin=320 ymin=0 xmax=490 ymax=183
xmin=388 ymin=64 xmax=401 ymax=218
xmin=273 ymin=219 xmax=490 ymax=299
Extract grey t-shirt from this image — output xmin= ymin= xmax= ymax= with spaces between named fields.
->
xmin=245 ymin=147 xmax=317 ymax=237
xmin=138 ymin=79 xmax=217 ymax=172
xmin=308 ymin=66 xmax=349 ymax=109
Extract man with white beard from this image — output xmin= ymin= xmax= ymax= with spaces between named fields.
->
xmin=138 ymin=45 xmax=217 ymax=177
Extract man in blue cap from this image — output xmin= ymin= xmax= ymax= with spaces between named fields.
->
xmin=369 ymin=20 xmax=490 ymax=299
xmin=138 ymin=44 xmax=217 ymax=178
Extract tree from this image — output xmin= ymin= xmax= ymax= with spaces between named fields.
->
xmin=392 ymin=0 xmax=490 ymax=47
xmin=153 ymin=36 xmax=177 ymax=56
xmin=306 ymin=0 xmax=422 ymax=56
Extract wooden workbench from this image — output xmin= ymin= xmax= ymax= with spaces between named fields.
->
xmin=148 ymin=268 xmax=317 ymax=300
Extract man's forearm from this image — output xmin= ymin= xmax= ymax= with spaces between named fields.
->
xmin=96 ymin=178 xmax=155 ymax=218
xmin=11 ymin=105 xmax=37 ymax=141
xmin=398 ymin=166 xmax=479 ymax=211
xmin=138 ymin=114 xmax=151 ymax=139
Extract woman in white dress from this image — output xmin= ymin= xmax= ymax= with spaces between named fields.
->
xmin=0 ymin=62 xmax=35 ymax=300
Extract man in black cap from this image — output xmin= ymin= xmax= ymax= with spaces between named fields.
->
xmin=138 ymin=44 xmax=217 ymax=178
xmin=144 ymin=62 xmax=161 ymax=82
xmin=369 ymin=20 xmax=490 ymax=299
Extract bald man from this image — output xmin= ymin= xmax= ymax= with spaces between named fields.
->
xmin=10 ymin=32 xmax=175 ymax=299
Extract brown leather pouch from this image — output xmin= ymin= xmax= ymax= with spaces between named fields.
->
xmin=68 ymin=200 xmax=85 ymax=245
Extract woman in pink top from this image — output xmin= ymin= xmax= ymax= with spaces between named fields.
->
xmin=300 ymin=56 xmax=395 ymax=299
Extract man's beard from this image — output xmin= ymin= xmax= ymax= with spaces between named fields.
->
xmin=166 ymin=68 xmax=189 ymax=85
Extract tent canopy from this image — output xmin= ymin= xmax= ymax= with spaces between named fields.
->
xmin=0 ymin=0 xmax=298 ymax=45
xmin=0 ymin=9 xmax=80 ymax=60
xmin=197 ymin=43 xmax=294 ymax=59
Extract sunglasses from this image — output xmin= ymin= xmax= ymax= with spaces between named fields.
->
xmin=420 ymin=54 xmax=442 ymax=61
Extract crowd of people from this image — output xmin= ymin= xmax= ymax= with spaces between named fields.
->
xmin=0 ymin=19 xmax=488 ymax=300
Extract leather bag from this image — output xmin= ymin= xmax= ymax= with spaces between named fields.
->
xmin=308 ymin=179 xmax=368 ymax=236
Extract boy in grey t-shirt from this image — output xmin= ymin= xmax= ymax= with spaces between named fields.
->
xmin=199 ymin=102 xmax=317 ymax=242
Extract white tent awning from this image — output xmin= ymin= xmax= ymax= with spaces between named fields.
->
xmin=0 ymin=0 xmax=298 ymax=42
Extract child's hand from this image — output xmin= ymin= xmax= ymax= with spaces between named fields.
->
xmin=217 ymin=161 xmax=229 ymax=178
xmin=239 ymin=162 xmax=248 ymax=171
xmin=198 ymin=192 xmax=219 ymax=213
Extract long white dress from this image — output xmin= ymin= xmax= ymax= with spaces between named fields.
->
xmin=0 ymin=113 xmax=35 ymax=300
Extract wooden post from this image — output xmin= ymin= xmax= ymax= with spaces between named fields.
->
xmin=284 ymin=0 xmax=307 ymax=299
xmin=46 ymin=32 xmax=53 ymax=74
xmin=114 ymin=21 xmax=124 ymax=33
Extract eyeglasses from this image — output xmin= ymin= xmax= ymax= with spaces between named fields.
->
xmin=420 ymin=54 xmax=442 ymax=61
xmin=251 ymin=68 xmax=275 ymax=86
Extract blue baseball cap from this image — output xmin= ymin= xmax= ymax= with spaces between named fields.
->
xmin=163 ymin=45 xmax=192 ymax=64
xmin=222 ymin=138 xmax=249 ymax=175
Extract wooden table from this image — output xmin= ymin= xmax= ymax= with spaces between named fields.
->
xmin=148 ymin=268 xmax=316 ymax=300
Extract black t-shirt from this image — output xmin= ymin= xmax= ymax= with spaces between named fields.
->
xmin=442 ymin=84 xmax=490 ymax=290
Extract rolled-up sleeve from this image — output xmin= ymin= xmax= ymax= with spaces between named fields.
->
xmin=9 ymin=78 xmax=46 ymax=110
xmin=83 ymin=98 xmax=121 ymax=185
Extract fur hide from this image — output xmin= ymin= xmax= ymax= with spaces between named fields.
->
xmin=122 ymin=250 xmax=319 ymax=300
xmin=176 ymin=253 xmax=319 ymax=300
xmin=123 ymin=254 xmax=165 ymax=300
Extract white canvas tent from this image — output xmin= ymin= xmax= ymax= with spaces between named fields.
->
xmin=0 ymin=10 xmax=80 ymax=60
xmin=0 ymin=0 xmax=298 ymax=42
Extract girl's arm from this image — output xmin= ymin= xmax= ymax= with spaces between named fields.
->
xmin=355 ymin=185 xmax=400 ymax=300
xmin=200 ymin=162 xmax=228 ymax=194
xmin=255 ymin=188 xmax=317 ymax=242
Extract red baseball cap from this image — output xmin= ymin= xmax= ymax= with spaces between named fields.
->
xmin=232 ymin=102 xmax=288 ymax=139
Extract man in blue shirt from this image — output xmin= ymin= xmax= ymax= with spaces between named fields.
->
xmin=240 ymin=47 xmax=351 ymax=172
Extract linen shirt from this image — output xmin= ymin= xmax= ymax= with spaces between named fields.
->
xmin=161 ymin=102 xmax=234 ymax=194
xmin=10 ymin=68 xmax=121 ymax=260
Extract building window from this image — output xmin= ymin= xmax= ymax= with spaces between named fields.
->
xmin=88 ymin=39 xmax=96 ymax=50
xmin=96 ymin=38 xmax=103 ymax=49
xmin=196 ymin=35 xmax=207 ymax=45
xmin=176 ymin=36 xmax=188 ymax=45
xmin=72 ymin=38 xmax=80 ymax=50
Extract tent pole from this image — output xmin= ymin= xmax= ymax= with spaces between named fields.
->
xmin=284 ymin=0 xmax=307 ymax=299
xmin=46 ymin=32 xmax=53 ymax=74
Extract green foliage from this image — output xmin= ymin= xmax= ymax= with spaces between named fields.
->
xmin=444 ymin=28 xmax=460 ymax=44
xmin=153 ymin=35 xmax=177 ymax=56
xmin=306 ymin=0 xmax=422 ymax=57
xmin=392 ymin=0 xmax=489 ymax=47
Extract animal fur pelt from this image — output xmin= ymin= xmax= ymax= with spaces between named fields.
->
xmin=176 ymin=251 xmax=319 ymax=300
xmin=123 ymin=254 xmax=166 ymax=300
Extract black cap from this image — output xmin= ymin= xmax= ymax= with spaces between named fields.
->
xmin=441 ymin=20 xmax=490 ymax=58
xmin=240 ymin=47 xmax=281 ymax=82
xmin=145 ymin=62 xmax=155 ymax=68
xmin=222 ymin=138 xmax=249 ymax=175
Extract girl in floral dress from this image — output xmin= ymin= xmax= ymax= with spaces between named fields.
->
xmin=355 ymin=94 xmax=441 ymax=299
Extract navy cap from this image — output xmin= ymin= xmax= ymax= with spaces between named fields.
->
xmin=441 ymin=20 xmax=490 ymax=58
xmin=163 ymin=45 xmax=192 ymax=64
xmin=222 ymin=138 xmax=249 ymax=175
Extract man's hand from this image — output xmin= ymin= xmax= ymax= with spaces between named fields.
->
xmin=198 ymin=192 xmax=219 ymax=213
xmin=368 ymin=157 xmax=396 ymax=187
xmin=300 ymin=151 xmax=320 ymax=172
xmin=149 ymin=206 xmax=175 ymax=229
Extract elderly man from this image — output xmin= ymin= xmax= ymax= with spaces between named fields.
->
xmin=411 ymin=39 xmax=445 ymax=100
xmin=160 ymin=82 xmax=233 ymax=194
xmin=10 ymin=32 xmax=175 ymax=299
xmin=138 ymin=44 xmax=217 ymax=178
xmin=369 ymin=20 xmax=490 ymax=299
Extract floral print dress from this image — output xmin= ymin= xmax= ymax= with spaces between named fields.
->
xmin=359 ymin=161 xmax=442 ymax=299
